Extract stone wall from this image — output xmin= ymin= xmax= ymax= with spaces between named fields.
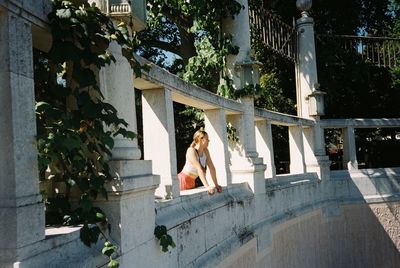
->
xmin=254 ymin=203 xmax=400 ymax=268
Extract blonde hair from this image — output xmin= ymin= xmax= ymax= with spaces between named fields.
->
xmin=190 ymin=130 xmax=207 ymax=147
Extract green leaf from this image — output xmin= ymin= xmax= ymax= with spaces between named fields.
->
xmin=80 ymin=225 xmax=92 ymax=247
xmin=63 ymin=136 xmax=82 ymax=151
xmin=108 ymin=259 xmax=119 ymax=268
xmin=154 ymin=225 xmax=167 ymax=239
xmin=56 ymin=8 xmax=72 ymax=19
xmin=80 ymin=196 xmax=93 ymax=211
xmin=96 ymin=212 xmax=105 ymax=221
xmin=102 ymin=243 xmax=116 ymax=257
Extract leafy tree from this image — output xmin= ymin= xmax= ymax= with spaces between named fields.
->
xmin=138 ymin=0 xmax=242 ymax=91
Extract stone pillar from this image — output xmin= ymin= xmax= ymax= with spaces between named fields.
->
xmin=295 ymin=7 xmax=331 ymax=179
xmin=97 ymin=41 xmax=159 ymax=258
xmin=142 ymin=88 xmax=179 ymax=199
xmin=0 ymin=11 xmax=45 ymax=266
xmin=255 ymin=120 xmax=276 ymax=179
xmin=295 ymin=15 xmax=318 ymax=119
xmin=228 ymin=97 xmax=266 ymax=194
xmin=99 ymin=41 xmax=141 ymax=160
xmin=288 ymin=125 xmax=306 ymax=174
xmin=204 ymin=108 xmax=231 ymax=186
xmin=342 ymin=126 xmax=358 ymax=170
xmin=222 ymin=0 xmax=252 ymax=90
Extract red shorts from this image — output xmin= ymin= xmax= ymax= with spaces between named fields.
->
xmin=178 ymin=172 xmax=196 ymax=190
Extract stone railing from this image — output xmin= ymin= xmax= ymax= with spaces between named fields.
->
xmin=135 ymin=56 xmax=400 ymax=200
xmin=321 ymin=118 xmax=400 ymax=170
xmin=110 ymin=2 xmax=131 ymax=15
xmin=135 ymin=57 xmax=334 ymax=199
xmin=89 ymin=0 xmax=146 ymax=31
xmin=3 ymin=2 xmax=400 ymax=267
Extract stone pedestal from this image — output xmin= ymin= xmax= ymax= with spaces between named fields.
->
xmin=0 ymin=11 xmax=45 ymax=267
xmin=98 ymin=160 xmax=159 ymax=254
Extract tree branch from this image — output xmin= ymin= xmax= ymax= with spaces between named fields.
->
xmin=142 ymin=38 xmax=181 ymax=56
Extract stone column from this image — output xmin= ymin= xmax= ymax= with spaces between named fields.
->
xmin=295 ymin=7 xmax=331 ymax=179
xmin=204 ymin=108 xmax=231 ymax=186
xmin=97 ymin=41 xmax=159 ymax=258
xmin=222 ymin=0 xmax=253 ymax=90
xmin=295 ymin=15 xmax=319 ymax=119
xmin=255 ymin=120 xmax=276 ymax=179
xmin=99 ymin=41 xmax=141 ymax=160
xmin=142 ymin=88 xmax=179 ymax=199
xmin=228 ymin=97 xmax=266 ymax=194
xmin=0 ymin=11 xmax=45 ymax=266
xmin=288 ymin=125 xmax=306 ymax=174
xmin=342 ymin=126 xmax=358 ymax=170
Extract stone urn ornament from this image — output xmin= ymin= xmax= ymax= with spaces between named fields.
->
xmin=296 ymin=0 xmax=312 ymax=17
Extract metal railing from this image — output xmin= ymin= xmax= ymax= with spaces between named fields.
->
xmin=248 ymin=8 xmax=296 ymax=62
xmin=317 ymin=34 xmax=400 ymax=68
xmin=249 ymin=7 xmax=400 ymax=68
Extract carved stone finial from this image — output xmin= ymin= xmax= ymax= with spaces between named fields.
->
xmin=296 ymin=0 xmax=312 ymax=17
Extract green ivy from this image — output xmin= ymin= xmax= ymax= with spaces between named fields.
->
xmin=183 ymin=35 xmax=239 ymax=93
xmin=154 ymin=225 xmax=176 ymax=252
xmin=35 ymin=1 xmax=143 ymax=266
xmin=233 ymin=83 xmax=262 ymax=99
xmin=227 ymin=122 xmax=239 ymax=142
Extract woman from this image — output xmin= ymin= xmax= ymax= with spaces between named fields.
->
xmin=178 ymin=130 xmax=222 ymax=195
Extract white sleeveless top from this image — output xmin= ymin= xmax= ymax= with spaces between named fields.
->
xmin=182 ymin=150 xmax=207 ymax=176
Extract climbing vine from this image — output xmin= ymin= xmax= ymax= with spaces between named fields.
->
xmin=154 ymin=225 xmax=176 ymax=252
xmin=35 ymin=1 xmax=143 ymax=266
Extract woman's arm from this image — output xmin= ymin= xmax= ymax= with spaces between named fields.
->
xmin=205 ymin=149 xmax=222 ymax=193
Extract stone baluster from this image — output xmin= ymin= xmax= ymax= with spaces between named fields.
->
xmin=141 ymin=87 xmax=179 ymax=199
xmin=255 ymin=120 xmax=276 ymax=179
xmin=342 ymin=126 xmax=358 ymax=170
xmin=204 ymin=108 xmax=231 ymax=187
xmin=0 ymin=12 xmax=45 ymax=267
xmin=288 ymin=125 xmax=307 ymax=174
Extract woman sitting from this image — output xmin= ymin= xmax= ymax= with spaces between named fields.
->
xmin=178 ymin=130 xmax=222 ymax=195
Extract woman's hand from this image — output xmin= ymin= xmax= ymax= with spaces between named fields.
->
xmin=216 ymin=185 xmax=222 ymax=193
xmin=207 ymin=186 xmax=215 ymax=195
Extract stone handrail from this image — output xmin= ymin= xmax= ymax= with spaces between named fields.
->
xmin=134 ymin=56 xmax=331 ymax=198
xmin=321 ymin=118 xmax=400 ymax=170
xmin=320 ymin=118 xmax=400 ymax=128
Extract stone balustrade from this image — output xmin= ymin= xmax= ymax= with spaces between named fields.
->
xmin=1 ymin=1 xmax=400 ymax=267
xmin=321 ymin=119 xmax=400 ymax=170
xmin=135 ymin=56 xmax=400 ymax=200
